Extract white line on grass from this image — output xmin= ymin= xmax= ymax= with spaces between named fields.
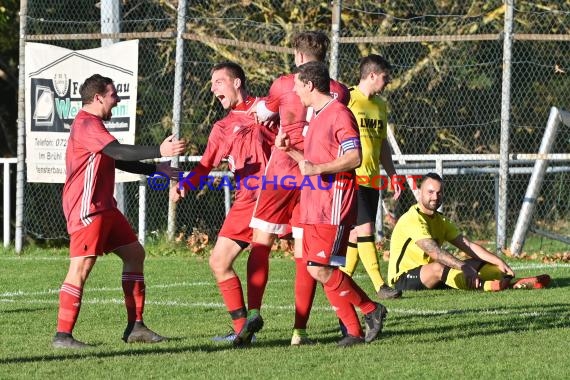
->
xmin=510 ymin=263 xmax=570 ymax=270
xmin=0 ymin=279 xmax=291 ymax=298
xmin=0 ymin=265 xmax=560 ymax=299
xmin=0 ymin=297 xmax=558 ymax=318
xmin=0 ymin=264 xmax=560 ymax=299
xmin=0 ymin=281 xmax=213 ymax=298
xmin=0 ymin=256 xmax=68 ymax=261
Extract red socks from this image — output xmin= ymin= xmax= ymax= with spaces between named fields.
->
xmin=323 ymin=269 xmax=377 ymax=337
xmin=56 ymin=283 xmax=83 ymax=334
xmin=122 ymin=272 xmax=145 ymax=322
xmin=218 ymin=276 xmax=247 ymax=333
xmin=247 ymin=243 xmax=271 ymax=311
xmin=293 ymin=258 xmax=317 ymax=329
xmin=324 ymin=269 xmax=376 ymax=314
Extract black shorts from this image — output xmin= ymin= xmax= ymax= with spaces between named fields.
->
xmin=356 ymin=186 xmax=380 ymax=225
xmin=233 ymin=239 xmax=250 ymax=250
xmin=394 ymin=266 xmax=449 ymax=291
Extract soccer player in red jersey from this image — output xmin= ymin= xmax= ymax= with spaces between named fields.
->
xmin=53 ymin=74 xmax=186 ymax=348
xmin=171 ymin=62 xmax=275 ymax=347
xmin=247 ymin=31 xmax=349 ymax=345
xmin=275 ymin=61 xmax=387 ymax=347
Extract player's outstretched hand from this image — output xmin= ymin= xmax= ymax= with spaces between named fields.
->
xmin=156 ymin=161 xmax=181 ymax=180
xmin=498 ymin=260 xmax=515 ymax=278
xmin=169 ymin=182 xmax=185 ymax=202
xmin=160 ymin=134 xmax=186 ymax=157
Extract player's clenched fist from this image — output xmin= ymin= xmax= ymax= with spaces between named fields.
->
xmin=160 ymin=134 xmax=186 ymax=157
xmin=298 ymin=159 xmax=319 ymax=176
xmin=275 ymin=129 xmax=291 ymax=151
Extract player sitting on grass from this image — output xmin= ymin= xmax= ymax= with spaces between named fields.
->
xmin=387 ymin=172 xmax=550 ymax=292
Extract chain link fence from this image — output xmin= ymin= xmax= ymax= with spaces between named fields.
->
xmin=19 ymin=0 xmax=569 ymax=253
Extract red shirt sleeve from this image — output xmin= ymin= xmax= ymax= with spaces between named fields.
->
xmin=180 ymin=162 xmax=212 ymax=191
xmin=334 ymin=107 xmax=360 ymax=148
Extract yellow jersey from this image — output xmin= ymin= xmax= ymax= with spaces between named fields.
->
xmin=388 ymin=204 xmax=460 ymax=285
xmin=348 ymin=86 xmax=388 ymax=188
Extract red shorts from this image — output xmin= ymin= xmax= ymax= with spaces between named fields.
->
xmin=250 ymin=150 xmax=302 ymax=234
xmin=301 ymin=223 xmax=350 ymax=266
xmin=69 ymin=208 xmax=138 ymax=258
xmin=219 ymin=199 xmax=255 ymax=244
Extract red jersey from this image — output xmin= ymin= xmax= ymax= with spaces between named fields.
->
xmin=299 ymin=99 xmax=361 ymax=226
xmin=62 ymin=109 xmax=117 ymax=234
xmin=183 ymin=96 xmax=275 ymax=204
xmin=265 ymin=73 xmax=349 ymax=150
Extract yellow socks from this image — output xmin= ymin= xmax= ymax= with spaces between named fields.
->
xmin=478 ymin=263 xmax=504 ymax=281
xmin=357 ymin=236 xmax=385 ymax=291
xmin=443 ymin=264 xmax=508 ymax=291
xmin=341 ymin=236 xmax=387 ymax=292
xmin=341 ymin=242 xmax=358 ymax=276
xmin=443 ymin=267 xmax=469 ymax=290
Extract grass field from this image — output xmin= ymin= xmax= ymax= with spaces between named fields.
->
xmin=1 ymin=246 xmax=570 ymax=380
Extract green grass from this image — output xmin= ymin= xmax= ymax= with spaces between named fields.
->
xmin=1 ymin=246 xmax=569 ymax=380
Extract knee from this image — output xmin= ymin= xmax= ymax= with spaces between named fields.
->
xmin=423 ymin=262 xmax=445 ymax=281
xmin=71 ymin=265 xmax=92 ymax=281
xmin=66 ymin=258 xmax=96 ymax=286
xmin=306 ymin=264 xmax=331 ymax=283
xmin=208 ymin=251 xmax=227 ymax=276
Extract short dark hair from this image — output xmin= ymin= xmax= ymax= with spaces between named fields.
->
xmin=79 ymin=74 xmax=114 ymax=104
xmin=292 ymin=31 xmax=329 ymax=62
xmin=211 ymin=61 xmax=247 ymax=91
xmin=359 ymin=54 xmax=392 ymax=80
xmin=295 ymin=61 xmax=330 ymax=94
xmin=420 ymin=172 xmax=443 ymax=186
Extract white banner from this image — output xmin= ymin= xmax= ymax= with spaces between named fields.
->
xmin=25 ymin=40 xmax=139 ymax=183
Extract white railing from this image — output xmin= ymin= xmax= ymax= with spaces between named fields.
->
xmin=1 ymin=158 xmax=17 ymax=248
xmin=4 ymin=154 xmax=568 ymax=249
xmin=149 ymin=153 xmax=570 ymax=248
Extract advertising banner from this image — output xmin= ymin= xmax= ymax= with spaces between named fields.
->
xmin=25 ymin=40 xmax=139 ymax=183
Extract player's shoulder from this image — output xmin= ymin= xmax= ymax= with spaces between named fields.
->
xmin=331 ymin=78 xmax=348 ymax=88
xmin=372 ymin=93 xmax=388 ymax=106
xmin=268 ymin=74 xmax=294 ymax=96
xmin=274 ymin=73 xmax=294 ymax=84
xmin=401 ymin=204 xmax=425 ymax=223
xmin=72 ymin=109 xmax=95 ymax=125
xmin=435 ymin=211 xmax=456 ymax=226
xmin=331 ymin=79 xmax=349 ymax=95
xmin=330 ymin=98 xmax=354 ymax=114
xmin=211 ymin=116 xmax=234 ymax=137
xmin=71 ymin=110 xmax=104 ymax=133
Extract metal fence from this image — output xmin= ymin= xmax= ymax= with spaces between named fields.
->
xmin=13 ymin=0 xmax=570 ymax=253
